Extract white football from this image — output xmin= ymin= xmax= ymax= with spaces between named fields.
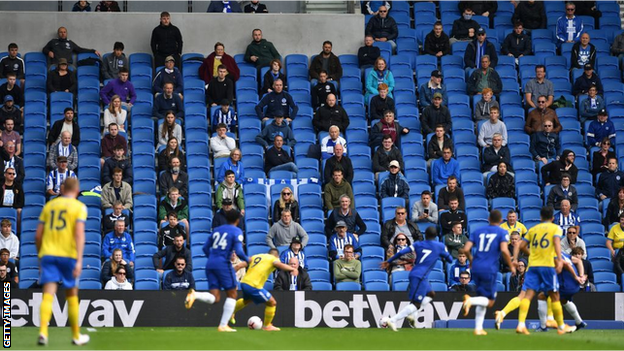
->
xmin=248 ymin=316 xmax=262 ymax=330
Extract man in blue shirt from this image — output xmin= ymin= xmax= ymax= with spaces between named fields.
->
xmin=431 ymin=147 xmax=460 ymax=186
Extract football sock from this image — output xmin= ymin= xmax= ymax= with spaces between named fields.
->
xmin=469 ymin=296 xmax=489 ymax=307
xmin=564 ymin=301 xmax=583 ymax=324
xmin=39 ymin=293 xmax=54 ymax=338
xmin=475 ymin=306 xmax=486 ymax=331
xmin=67 ymin=295 xmax=80 ymax=340
xmin=234 ymin=298 xmax=246 ymax=314
xmin=390 ymin=303 xmax=417 ymax=324
xmin=547 ymin=297 xmax=554 ymax=320
xmin=421 ymin=296 xmax=433 ymax=308
xmin=551 ymin=300 xmax=564 ymax=329
xmin=220 ymin=298 xmax=236 ymax=327
xmin=502 ymin=297 xmax=521 ymax=317
xmin=518 ymin=298 xmax=531 ymax=324
xmin=194 ymin=291 xmax=216 ymax=304
xmin=264 ymin=305 xmax=276 ymax=326
xmin=537 ymin=300 xmax=548 ymax=329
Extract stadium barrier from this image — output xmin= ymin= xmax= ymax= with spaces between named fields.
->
xmin=10 ymin=290 xmax=624 ymax=328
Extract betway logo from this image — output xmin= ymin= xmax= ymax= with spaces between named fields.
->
xmin=294 ymin=292 xmax=463 ymax=328
xmin=11 ymin=293 xmax=144 ymax=327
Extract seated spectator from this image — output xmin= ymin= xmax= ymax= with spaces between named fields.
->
xmin=310 ymin=41 xmax=342 ymax=82
xmin=612 ymin=31 xmax=624 ymax=58
xmin=1 ymin=119 xmax=21 ymax=156
xmin=370 ymin=83 xmax=395 ymax=121
xmin=580 ymin=86 xmax=605 ymax=123
xmin=95 ymin=1 xmax=120 ymax=11
xmin=500 ymin=210 xmax=528 ymax=237
xmin=386 ymin=233 xmax=415 ymax=273
xmin=467 ymin=55 xmax=502 ymax=95
xmin=572 ymin=247 xmax=595 ymax=291
xmin=244 ymin=28 xmax=280 ymax=68
xmin=450 ymin=271 xmax=476 ymax=292
xmin=206 ymin=65 xmax=234 ymax=106
xmin=0 ymin=219 xmax=18 ymax=259
xmin=207 ymin=1 xmax=242 ymax=13
xmin=605 ymin=187 xmax=624 ymax=226
xmin=421 ymin=93 xmax=452 ymax=135
xmin=364 ymin=5 xmax=398 ymax=52
xmin=597 ymin=158 xmax=624 ymax=201
xmin=48 ymin=122 xmax=79 ymax=160
xmin=464 ymin=28 xmax=498 ymax=69
xmin=266 ymin=210 xmax=308 ymax=249
xmin=0 ymin=73 xmax=24 ymax=111
xmin=373 ymin=134 xmax=403 ymax=177
xmin=163 ymin=257 xmax=195 ymax=290
xmin=212 ymin=199 xmax=244 ymax=231
xmin=530 ymin=120 xmax=561 ymax=164
xmin=325 ymin=195 xmax=366 ymax=237
xmin=48 ymin=108 xmax=80 ymax=147
xmin=570 ymin=33 xmax=596 ymax=70
xmin=313 ymin=94 xmax=350 ymax=133
xmin=274 ymin=257 xmax=311 ymax=291
xmin=438 ymin=176 xmax=465 ymax=211
xmin=101 ymin=123 xmax=128 ymax=165
xmin=103 ymin=95 xmax=127 ymax=133
xmin=47 ymin=58 xmax=76 ymax=94
xmin=427 ymin=125 xmax=453 ymax=167
xmin=448 ymin=252 xmax=470 ymax=285
xmin=556 ymin=3 xmax=583 ymax=45
xmin=100 ymin=68 xmax=136 ymax=109
xmin=153 ymin=83 xmax=184 ymax=119
xmin=458 ymin=1 xmax=497 ymax=23
xmin=432 ymin=147 xmax=460 ymax=186
xmin=357 ymin=35 xmax=380 ymax=68
xmin=158 ymin=187 xmax=189 ymax=229
xmin=509 ymin=258 xmax=527 ymax=292
xmin=477 ymin=106 xmax=507 ymax=147
xmin=501 ymin=231 xmax=527 ymax=273
xmin=255 ymin=79 xmax=298 ymax=123
xmin=100 ymin=248 xmax=134 ymax=285
xmin=450 ymin=6 xmax=480 ymax=43
xmin=153 ymin=56 xmax=183 ymax=97
xmin=324 ymin=169 xmax=354 ymax=210
xmin=482 ymin=133 xmax=511 ymax=174
xmin=46 ymin=156 xmax=76 ymax=198
xmin=501 ymin=22 xmax=532 ymax=60
xmin=42 ymin=26 xmax=100 ymax=66
xmin=273 ymin=186 xmax=299 ymax=224
xmin=445 ymin=221 xmax=468 ymax=259
xmin=158 ymin=158 xmax=188 ymax=198
xmin=153 ymin=232 xmax=192 ymax=275
xmin=215 ymin=170 xmax=244 ymax=213
xmin=216 ymin=148 xmax=244 ymax=184
xmin=102 ymin=144 xmax=132 ymax=184
xmin=574 ymin=1 xmax=601 ymax=30
xmin=572 ymin=64 xmax=603 ymax=96
xmin=158 ymin=137 xmax=186 ymax=174
xmin=320 ymin=125 xmax=347 ymax=160
xmin=365 ymin=57 xmax=394 ymax=103
xmin=412 ymin=190 xmax=439 ymax=224
xmin=101 ymin=42 xmax=128 ymax=80
xmin=101 ymin=168 xmax=133 ymax=210
xmin=474 ymin=88 xmax=499 ymax=121
xmin=0 ymin=141 xmax=25 ymax=185
xmin=102 ymin=220 xmax=135 ymax=267
xmin=329 ymin=221 xmax=361 ymax=260
xmin=512 ymin=1 xmax=546 ymax=31
xmin=439 ymin=196 xmax=467 ymax=236
xmin=424 ymin=22 xmax=451 ymax=58
xmin=210 ymin=123 xmax=236 ymax=158
xmin=369 ymin=110 xmax=408 ymax=148
xmin=525 ymin=66 xmax=554 ymax=109
xmin=324 ymin=143 xmax=353 ymax=185
xmin=0 ymin=44 xmax=25 ymax=84
xmin=560 ymin=225 xmax=585 ymax=256
xmin=73 ymin=1 xmax=91 ymax=12
xmin=157 ymin=111 xmax=183 ymax=149
xmin=102 ymin=201 xmax=130 ymax=233
xmin=0 ymin=98 xmax=22 ymax=134
xmin=607 ymin=213 xmax=624 ymax=280
xmin=380 ymin=160 xmax=410 ymax=201
xmin=547 ymin=174 xmax=578 ymax=211
xmin=159 ymin=212 xmax=187 ymax=249
xmin=212 ymin=99 xmax=237 ymax=133
xmin=0 ymin=249 xmax=17 ymax=284
xmin=263 ymin=134 xmax=298 ymax=174
xmin=587 ymin=109 xmax=616 ymax=147
xmin=486 ymin=162 xmax=515 ymax=199
xmin=262 ymin=59 xmax=287 ymax=94
xmin=541 ymin=149 xmax=578 ymax=186
xmin=333 ymin=244 xmax=361 ymax=283
xmin=245 ymin=1 xmax=268 ymax=13
xmin=311 ymin=70 xmax=337 ymax=109
xmin=381 ymin=206 xmax=422 ymax=249
xmin=104 ymin=266 xmax=133 ymax=290
xmin=198 ymin=42 xmax=239 ymax=85
xmin=524 ymin=96 xmax=561 ymax=134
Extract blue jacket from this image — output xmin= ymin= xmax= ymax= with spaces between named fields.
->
xmin=153 ymin=93 xmax=184 ymax=119
xmin=216 ymin=158 xmax=245 ymax=183
xmin=431 ymin=158 xmax=460 ymax=185
xmin=448 ymin=261 xmax=470 ymax=285
xmin=255 ymin=120 xmax=296 ymax=148
xmin=328 ymin=232 xmax=361 ymax=260
xmin=596 ymin=169 xmax=624 ymax=199
xmin=255 ymin=91 xmax=298 ymax=120
xmin=530 ymin=131 xmax=560 ymax=160
xmin=556 ymin=16 xmax=583 ymax=42
xmin=587 ymin=120 xmax=616 ymax=147
xmin=365 ymin=69 xmax=395 ymax=103
xmin=580 ymin=96 xmax=605 ymax=121
xmin=163 ymin=270 xmax=195 ymax=290
xmin=100 ymin=78 xmax=137 ymax=105
xmin=207 ymin=1 xmax=242 ymax=12
xmin=102 ymin=232 xmax=135 ymax=262
xmin=418 ymin=81 xmax=447 ymax=109
xmin=152 ymin=67 xmax=184 ymax=95
xmin=380 ymin=172 xmax=410 ymax=200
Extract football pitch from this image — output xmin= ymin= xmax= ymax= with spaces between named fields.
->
xmin=10 ymin=327 xmax=624 ymax=350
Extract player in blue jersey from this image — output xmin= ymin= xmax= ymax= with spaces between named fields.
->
xmin=460 ymin=210 xmax=514 ymax=335
xmin=184 ymin=210 xmax=249 ymax=332
xmin=380 ymin=227 xmax=453 ymax=331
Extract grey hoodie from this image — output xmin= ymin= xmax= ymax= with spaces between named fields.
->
xmin=266 ymin=220 xmax=309 ymax=249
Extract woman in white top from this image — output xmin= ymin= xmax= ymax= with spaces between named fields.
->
xmin=104 ymin=267 xmax=133 ymax=290
xmin=103 ymin=95 xmax=127 ymax=133
xmin=157 ymin=111 xmax=183 ymax=149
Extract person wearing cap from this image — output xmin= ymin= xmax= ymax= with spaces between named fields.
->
xmin=556 ymin=2 xmax=583 ymax=45
xmin=46 ymin=131 xmax=78 ymax=171
xmin=320 ymin=125 xmax=347 ymax=160
xmin=215 ymin=170 xmax=244 ymax=214
xmin=541 ymin=149 xmax=578 ymax=186
xmin=210 ymin=123 xmax=236 ymax=159
xmin=431 ymin=146 xmax=460 ymax=186
xmin=150 ymin=12 xmax=183 ymax=68
xmin=364 ymin=5 xmax=398 ymax=52
xmin=329 ymin=221 xmax=361 ymax=261
xmin=478 ymin=106 xmax=507 ymax=148
xmin=0 ymin=95 xmax=22 ymax=135
xmin=525 ymin=95 xmax=562 ymax=135
xmin=312 ymin=70 xmax=337 ymax=109
xmin=501 ymin=22 xmax=532 ymax=60
xmin=369 ymin=83 xmax=395 ymax=121
xmin=418 ymin=70 xmax=447 ymax=109
xmin=212 ymin=197 xmax=244 ymax=230
xmin=380 ymin=160 xmax=410 ymax=202
xmin=587 ymin=109 xmax=616 ymax=147
xmin=580 ymin=86 xmax=605 ymax=123
xmin=310 ymin=41 xmax=342 ymax=82
xmin=102 ymin=144 xmax=132 ymax=184
xmin=525 ymin=65 xmax=554 ymax=109
xmin=263 ymin=134 xmax=298 ymax=175
xmin=100 ymin=123 xmax=128 ymax=161
xmin=381 ymin=206 xmax=422 ymax=249
xmin=100 ymin=67 xmax=137 ymax=108
xmin=46 ymin=57 xmax=76 ymax=94
xmin=206 ymin=65 xmax=234 ymax=107
xmin=279 ymin=238 xmax=305 ymax=268
xmin=48 ymin=107 xmax=80 ymax=147
xmin=313 ymin=94 xmax=350 ymax=133
xmin=273 ymin=257 xmax=312 ymax=291
xmin=424 ymin=21 xmax=451 ymax=58
xmin=45 ymin=156 xmax=77 ymax=198
xmin=153 ymin=55 xmax=184 ymax=97
xmin=101 ymin=167 xmax=133 ymax=210
xmin=153 ymin=82 xmax=184 ymax=119
xmin=244 ymin=28 xmax=280 ymax=68
xmin=0 ymin=72 xmax=24 ymax=113
xmin=421 ymin=92 xmax=451 ymax=135
xmin=324 ymin=168 xmax=354 ymax=210
xmin=572 ymin=63 xmax=603 ymax=97
xmin=474 ymin=87 xmax=499 ymax=121
xmin=373 ymin=134 xmax=403 ymax=177
xmin=42 ymin=26 xmax=100 ymax=66
xmin=450 ymin=5 xmax=480 ymax=43
xmin=266 ymin=209 xmax=308 ymax=249
xmin=464 ymin=27 xmax=498 ymax=69
xmin=101 ymin=42 xmax=128 ymax=80
xmin=255 ymin=114 xmax=296 ymax=149
xmin=255 ymin=78 xmax=298 ymax=123
xmin=570 ymin=32 xmax=596 ymax=70
xmin=466 ymin=55 xmax=502 ymax=96
xmin=212 ymin=99 xmax=237 ymax=133
xmin=486 ymin=161 xmax=515 ymax=200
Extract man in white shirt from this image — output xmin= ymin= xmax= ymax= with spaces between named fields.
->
xmin=320 ymin=125 xmax=347 ymax=160
xmin=0 ymin=219 xmax=18 ymax=259
xmin=210 ymin=123 xmax=236 ymax=158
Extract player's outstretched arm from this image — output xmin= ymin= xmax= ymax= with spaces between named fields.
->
xmin=273 ymin=261 xmax=298 ymax=276
xmin=233 ymin=242 xmax=249 ymax=263
xmin=35 ymin=222 xmax=44 ymax=253
xmin=553 ymin=236 xmax=563 ymax=273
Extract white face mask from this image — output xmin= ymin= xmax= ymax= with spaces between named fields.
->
xmin=463 ymin=14 xmax=472 ymax=20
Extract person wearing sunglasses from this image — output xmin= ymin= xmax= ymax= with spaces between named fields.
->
xmin=587 ymin=109 xmax=616 ymax=147
xmin=556 ymin=2 xmax=583 ymax=45
xmin=530 ymin=119 xmax=561 ymax=165
xmin=464 ymin=27 xmax=498 ymax=70
xmin=592 ymin=137 xmax=616 ymax=177
xmin=0 ymin=167 xmax=23 ymax=217
xmin=525 ymin=95 xmax=562 ymax=135
xmin=364 ymin=5 xmax=398 ymax=53
xmin=560 ymin=226 xmax=586 ymax=258
xmin=273 ymin=187 xmax=299 ymax=224
xmin=163 ymin=256 xmax=195 ymax=291
xmin=104 ymin=266 xmax=133 ymax=290
xmin=382 ymin=206 xmax=423 ymax=250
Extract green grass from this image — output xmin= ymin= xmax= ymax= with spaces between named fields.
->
xmin=10 ymin=327 xmax=624 ymax=350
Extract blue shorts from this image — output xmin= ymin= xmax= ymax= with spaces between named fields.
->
xmin=559 ymin=288 xmax=579 ymax=302
xmin=206 ymin=266 xmax=237 ymax=291
xmin=471 ymin=271 xmax=497 ymax=300
xmin=523 ymin=267 xmax=558 ymax=293
xmin=39 ymin=256 xmax=78 ymax=288
xmin=408 ymin=277 xmax=431 ymax=303
xmin=241 ymin=283 xmax=273 ymax=304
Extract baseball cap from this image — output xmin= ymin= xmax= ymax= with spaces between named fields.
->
xmin=3 ymin=96 xmax=13 ymax=103
xmin=431 ymin=70 xmax=442 ymax=78
xmin=335 ymin=221 xmax=347 ymax=228
xmin=58 ymin=58 xmax=68 ymax=65
xmin=598 ymin=108 xmax=608 ymax=115
xmin=433 ymin=92 xmax=443 ymax=99
xmin=389 ymin=160 xmax=400 ymax=168
xmin=165 ymin=56 xmax=175 ymax=62
xmin=291 ymin=237 xmax=302 ymax=244
xmin=584 ymin=63 xmax=593 ymax=70
xmin=57 ymin=156 xmax=68 ymax=163
xmin=476 ymin=27 xmax=486 ymax=35
xmin=222 ymin=198 xmax=233 ymax=205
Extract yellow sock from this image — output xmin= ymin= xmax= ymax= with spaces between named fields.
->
xmin=551 ymin=301 xmax=564 ymax=328
xmin=264 ymin=305 xmax=276 ymax=327
xmin=39 ymin=293 xmax=54 ymax=338
xmin=67 ymin=296 xmax=80 ymax=339
xmin=547 ymin=297 xmax=554 ymax=320
xmin=518 ymin=298 xmax=531 ymax=323
xmin=234 ymin=299 xmax=246 ymax=314
xmin=502 ymin=297 xmax=521 ymax=316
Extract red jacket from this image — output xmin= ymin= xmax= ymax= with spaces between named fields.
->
xmin=198 ymin=52 xmax=240 ymax=84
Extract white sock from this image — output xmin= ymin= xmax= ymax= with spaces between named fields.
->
xmin=220 ymin=298 xmax=236 ymax=327
xmin=475 ymin=306 xmax=486 ymax=331
xmin=537 ymin=300 xmax=548 ymax=329
xmin=564 ymin=302 xmax=583 ymax=324
xmin=390 ymin=303 xmax=417 ymax=324
xmin=421 ymin=296 xmax=433 ymax=308
xmin=469 ymin=296 xmax=489 ymax=307
xmin=194 ymin=291 xmax=216 ymax=304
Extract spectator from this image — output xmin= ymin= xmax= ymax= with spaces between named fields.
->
xmin=104 ymin=266 xmax=132 ymax=290
xmin=419 ymin=70 xmax=447 ymax=110
xmin=0 ymin=249 xmax=17 ymax=284
xmin=486 ymin=162 xmax=515 ymax=199
xmin=525 ymin=65 xmax=554 ymax=109
xmin=439 ymin=196 xmax=467 ymax=236
xmin=560 ymin=225 xmax=585 ymax=255
xmin=274 ymin=257 xmax=311 ymax=291
xmin=72 ymin=1 xmax=91 ymax=11
xmin=333 ymin=244 xmax=361 ymax=283
xmin=448 ymin=252 xmax=470 ymax=285
xmin=366 ymin=57 xmax=396 ymax=105
xmin=261 ymin=59 xmax=286 ymax=95
xmin=102 ymin=201 xmax=130 ymax=234
xmin=362 ymin=1 xmax=390 ymax=15
xmin=445 ymin=221 xmax=468 ymax=259
xmin=159 ymin=212 xmax=187 ymax=249
xmin=450 ymin=271 xmax=476 ymax=292
xmin=320 ymin=125 xmax=347 ymax=160
xmin=605 ymin=187 xmax=624 ymax=226
xmin=370 ymin=84 xmax=396 ymax=122
xmin=381 ymin=206 xmax=422 ymax=249
xmin=450 ymin=5 xmax=480 ymax=43
xmin=571 ymin=33 xmax=596 ymax=70
xmin=324 ymin=143 xmax=353 ymax=185
xmin=150 ymin=12 xmax=183 ymax=68
xmin=432 ymin=147 xmax=460 ymax=186
xmin=0 ymin=73 xmax=24 ymax=112
xmin=357 ymin=35 xmax=380 ymax=68
xmin=606 ymin=213 xmax=624 ymax=281
xmin=474 ymin=88 xmax=499 ymax=121
xmin=572 ymin=63 xmax=603 ymax=96
xmin=216 ymin=148 xmax=244 ymax=184
xmin=163 ymin=257 xmax=195 ymax=290
xmin=207 ymin=0 xmax=242 ymax=13
xmin=46 ymin=132 xmax=78 ymax=171
xmin=42 ymin=26 xmax=100 ymax=66
xmin=571 ymin=247 xmax=595 ymax=291
xmin=102 ymin=144 xmax=132 ymax=184
xmin=364 ymin=5 xmax=398 ymax=52
xmin=255 ymin=79 xmax=298 ymax=122
xmin=0 ymin=97 xmax=22 ymax=134
xmin=530 ymin=119 xmax=561 ymax=164
xmin=412 ymin=190 xmax=439 ymax=224
xmin=48 ymin=108 xmax=80 ymax=147
xmin=263 ymin=134 xmax=298 ymax=174
xmin=325 ymin=195 xmax=367 ymax=237
xmin=311 ymin=70 xmax=337 ymax=109
xmin=103 ymin=95 xmax=127 ymax=133
xmin=477 ymin=106 xmax=507 ymax=148
xmin=556 ymin=2 xmax=583 ymax=45
xmin=587 ymin=109 xmax=616 ymax=147
xmin=279 ymin=237 xmax=306 ymax=268
xmin=153 ymin=56 xmax=183 ymax=97
xmin=101 ymin=42 xmax=128 ymax=80
xmin=380 ymin=160 xmax=410 ymax=201
xmin=212 ymin=199 xmax=244 ymax=231
xmin=509 ymin=258 xmax=527 ymax=292
xmin=524 ymin=95 xmax=561 ymax=134
xmin=153 ymin=232 xmax=192 ymax=274
xmin=153 ymin=82 xmax=184 ymax=119
xmin=95 ymin=1 xmax=120 ymax=11
xmin=464 ymin=28 xmax=498 ymax=69
xmin=0 ymin=141 xmax=25 ymax=185
xmin=541 ymin=149 xmax=578 ymax=186
xmin=100 ymin=68 xmax=136 ymax=109
xmin=547 ymin=174 xmax=578 ymax=211
xmin=0 ymin=219 xmax=18 ymax=259
xmin=329 ymin=221 xmax=361 ymax=260
xmin=158 ymin=157 xmax=188 ymax=198
xmin=102 ymin=220 xmax=135 ymax=267
xmin=244 ymin=28 xmax=280 ymax=68
xmin=212 ymin=100 xmax=237 ymax=133
xmin=421 ymin=92 xmax=452 ymax=135
xmin=324 ymin=168 xmax=354 ymax=210
xmin=101 ymin=168 xmax=133 ymax=210
xmin=158 ymin=187 xmax=189 ymax=229
xmin=0 ymin=44 xmax=24 ymax=83
xmin=46 ymin=156 xmax=76 ymax=197
xmin=596 ymin=158 xmax=624 ymax=201
xmin=47 ymin=58 xmax=76 ymax=94
xmin=231 ymin=252 xmax=247 ymax=282
xmin=592 ymin=137 xmax=616 ymax=177
xmin=386 ymin=233 xmax=416 ymax=273
xmin=273 ymin=186 xmax=299 ymax=224
xmin=438 ymin=176 xmax=465 ymax=211
xmin=512 ymin=1 xmax=546 ymax=31
xmin=458 ymin=1 xmax=497 ymax=22
xmin=101 ymin=123 xmax=128 ymax=164
xmin=580 ymin=86 xmax=605 ymax=123
xmin=501 ymin=22 xmax=532 ymax=60
xmin=313 ymin=94 xmax=350 ymax=133
xmin=501 ymin=231 xmax=527 ymax=272
xmin=198 ymin=42 xmax=239 ymax=84
xmin=1 ymin=119 xmax=21 ymax=156
xmin=158 ymin=137 xmax=186 ymax=174
xmin=467 ymin=55 xmax=502 ymax=95
xmin=266 ymin=210 xmax=308 ymax=249
xmin=210 ymin=123 xmax=236 ymax=159
xmin=424 ymin=22 xmax=451 ymax=57
xmin=611 ymin=31 xmax=624 ymax=58
xmin=373 ymin=134 xmax=403 ymax=177
xmin=215 ymin=170 xmax=244 ymax=213
xmin=310 ymin=41 xmax=342 ymax=82
xmin=244 ymin=0 xmax=268 ymax=13
xmin=369 ymin=110 xmax=408 ymax=148
xmin=427 ymin=124 xmax=453 ymax=167
xmin=157 ymin=111 xmax=183 ymax=149
xmin=100 ymin=248 xmax=134 ymax=285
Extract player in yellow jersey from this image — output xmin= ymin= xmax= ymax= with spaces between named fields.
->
xmin=35 ymin=178 xmax=89 ymax=346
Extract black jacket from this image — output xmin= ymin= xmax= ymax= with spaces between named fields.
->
xmin=380 ymin=173 xmax=410 ymax=200
xmin=42 ymin=38 xmax=96 ymax=65
xmin=464 ymin=39 xmax=498 ymax=69
xmin=0 ymin=84 xmax=24 ymax=108
xmin=486 ymin=173 xmax=515 ymax=199
xmin=365 ymin=15 xmax=398 ymax=41
xmin=47 ymin=69 xmax=77 ymax=94
xmin=605 ymin=197 xmax=624 ymax=226
xmin=0 ymin=182 xmax=23 ymax=209
xmin=159 ymin=171 xmax=188 ymax=198
xmin=572 ymin=73 xmax=603 ymax=96
xmin=313 ymin=104 xmax=350 ymax=133
xmin=372 ymin=146 xmax=403 ymax=173
xmin=451 ymin=18 xmax=480 ymax=40
xmin=424 ymin=31 xmax=451 ymax=56
xmin=502 ymin=32 xmax=532 ymax=58
xmin=48 ymin=119 xmax=80 ymax=147
xmin=381 ymin=219 xmax=422 ymax=248
xmin=159 ymin=224 xmax=187 ymax=249
xmin=421 ymin=105 xmax=452 ymax=135
xmin=325 ymin=208 xmax=366 ymax=237
xmin=570 ymin=42 xmax=597 ymax=70
xmin=312 ymin=81 xmax=336 ymax=108
xmin=369 ymin=95 xmax=396 ymax=122
xmin=357 ymin=45 xmax=380 ymax=67
xmin=596 ymin=169 xmax=624 ymax=199
xmin=540 ymin=151 xmax=578 ymax=185
xmin=264 ymin=146 xmax=293 ymax=173
xmin=458 ymin=1 xmax=497 ymax=16
xmin=152 ymin=245 xmax=192 ymax=272
xmin=438 ymin=187 xmax=466 ymax=211
xmin=102 ymin=212 xmax=130 ymax=234
xmin=512 ymin=1 xmax=547 ymax=29
xmin=467 ymin=68 xmax=502 ymax=95
xmin=0 ymin=106 xmax=22 ymax=134
xmin=324 ymin=155 xmax=353 ymax=185
xmin=439 ymin=210 xmax=468 ymax=235
xmin=206 ymin=77 xmax=234 ymax=106
xmin=274 ymin=267 xmax=312 ymax=291
xmin=262 ymin=71 xmax=287 ymax=95
xmin=102 ymin=157 xmax=133 ymax=184
xmin=273 ymin=200 xmax=300 ymax=224
xmin=244 ymin=3 xmax=268 ymax=13
xmin=310 ymin=52 xmax=343 ymax=81
xmin=151 ymin=24 xmax=183 ymax=56
xmin=547 ymin=185 xmax=578 ymax=211
xmin=427 ymin=136 xmax=454 ymax=161
xmin=482 ymin=145 xmax=512 ymax=172
xmin=100 ymin=260 xmax=134 ymax=284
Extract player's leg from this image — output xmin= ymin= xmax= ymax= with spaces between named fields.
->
xmin=405 ymin=292 xmax=432 ymax=328
xmin=516 ymin=288 xmax=535 ymax=334
xmin=217 ymin=288 xmax=239 ymax=331
xmin=385 ymin=278 xmax=429 ymax=331
xmin=38 ymin=282 xmax=57 ymax=345
xmin=562 ymin=297 xmax=586 ymax=330
xmin=65 ymin=287 xmax=89 ymax=345
xmin=262 ymin=296 xmax=280 ymax=331
xmin=495 ymin=290 xmax=525 ymax=330
xmin=547 ymin=290 xmax=573 ymax=334
xmin=465 ymin=272 xmax=496 ymax=335
xmin=545 ymin=296 xmax=558 ymax=328
xmin=186 ymin=268 xmax=221 ymax=309
xmin=536 ymin=293 xmax=549 ymax=331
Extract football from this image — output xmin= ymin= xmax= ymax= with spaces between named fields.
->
xmin=248 ymin=316 xmax=263 ymax=330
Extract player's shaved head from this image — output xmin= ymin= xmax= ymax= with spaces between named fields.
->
xmin=61 ymin=178 xmax=79 ymax=195
xmin=424 ymin=226 xmax=438 ymax=240
xmin=540 ymin=206 xmax=554 ymax=221
xmin=489 ymin=210 xmax=502 ymax=224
